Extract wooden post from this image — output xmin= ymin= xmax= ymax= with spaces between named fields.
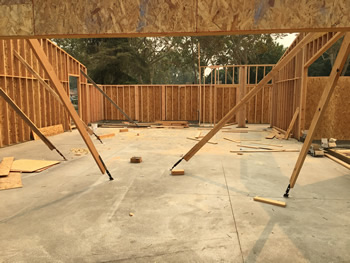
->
xmin=287 ymin=33 xmax=350 ymax=192
xmin=182 ymin=33 xmax=319 ymax=162
xmin=161 ymin=85 xmax=166 ymax=120
xmin=27 ymin=39 xmax=111 ymax=178
xmin=237 ymin=66 xmax=246 ymax=128
xmin=198 ymin=43 xmax=201 ymax=125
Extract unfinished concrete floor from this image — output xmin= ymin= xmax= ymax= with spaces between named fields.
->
xmin=0 ymin=124 xmax=349 ymax=262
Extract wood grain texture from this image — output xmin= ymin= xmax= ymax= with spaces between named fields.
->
xmin=0 ymin=157 xmax=14 ymax=176
xmin=1 ymin=0 xmax=350 ymax=37
xmin=0 ymin=2 xmax=33 ymax=36
xmin=0 ymin=172 xmax=22 ymax=190
xmin=253 ymin=196 xmax=286 ymax=207
xmin=11 ymin=159 xmax=60 ymax=172
xmin=33 ymin=0 xmax=196 ymax=36
xmin=198 ymin=0 xmax=349 ymax=33
xmin=305 ymin=77 xmax=350 ymax=140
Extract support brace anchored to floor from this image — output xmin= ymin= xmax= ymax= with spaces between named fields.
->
xmin=27 ymin=39 xmax=111 ymax=180
xmin=170 ymin=32 xmax=319 ymax=170
xmin=284 ymin=33 xmax=350 ymax=197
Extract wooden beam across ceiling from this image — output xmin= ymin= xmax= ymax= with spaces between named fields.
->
xmin=1 ymin=1 xmax=350 ymax=39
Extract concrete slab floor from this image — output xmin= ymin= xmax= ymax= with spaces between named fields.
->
xmin=0 ymin=124 xmax=349 ymax=262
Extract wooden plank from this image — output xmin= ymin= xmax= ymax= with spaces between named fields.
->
xmin=237 ymin=66 xmax=246 ymax=127
xmin=32 ymin=124 xmax=64 ymax=140
xmin=273 ymin=126 xmax=286 ymax=134
xmin=0 ymin=157 xmax=14 ymax=177
xmin=304 ymin=32 xmax=345 ymax=68
xmin=130 ymin=156 xmax=142 ymax=163
xmin=11 ymin=159 xmax=60 ymax=173
xmin=237 ymin=144 xmax=273 ymax=150
xmin=253 ymin=197 xmax=286 ymax=208
xmin=0 ymin=88 xmax=55 ymax=151
xmin=182 ymin=33 xmax=319 ymax=162
xmin=171 ymin=169 xmax=185 ymax=176
xmin=187 ymin=137 xmax=217 ymax=145
xmin=97 ymin=133 xmax=115 ymax=139
xmin=27 ymin=39 xmax=107 ymax=176
xmin=230 ymin=149 xmax=299 ymax=153
xmin=265 ymin=133 xmax=276 ymax=139
xmin=195 ymin=131 xmax=202 ymax=139
xmin=325 ymin=153 xmax=350 ymax=170
xmin=284 ymin=107 xmax=299 ymax=139
xmin=0 ymin=172 xmax=22 ymax=190
xmin=289 ymin=33 xmax=350 ymax=188
xmin=224 ymin=137 xmax=240 ymax=143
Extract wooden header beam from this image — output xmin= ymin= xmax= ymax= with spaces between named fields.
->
xmin=1 ymin=1 xmax=350 ymax=38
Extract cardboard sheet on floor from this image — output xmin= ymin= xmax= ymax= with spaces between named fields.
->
xmin=0 ymin=172 xmax=22 ymax=190
xmin=11 ymin=159 xmax=60 ymax=173
xmin=0 ymin=157 xmax=14 ymax=176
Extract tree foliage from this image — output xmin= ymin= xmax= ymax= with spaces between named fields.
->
xmin=53 ymin=34 xmax=287 ymax=85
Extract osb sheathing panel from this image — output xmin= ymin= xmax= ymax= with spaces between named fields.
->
xmin=197 ymin=0 xmax=350 ymax=32
xmin=1 ymin=0 xmax=350 ymax=37
xmin=33 ymin=0 xmax=196 ymax=36
xmin=0 ymin=1 xmax=33 ymax=36
xmin=305 ymin=77 xmax=350 ymax=140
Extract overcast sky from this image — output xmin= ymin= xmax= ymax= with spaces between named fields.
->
xmin=275 ymin=33 xmax=298 ymax=47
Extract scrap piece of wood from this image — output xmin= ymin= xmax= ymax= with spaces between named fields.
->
xmin=289 ymin=33 xmax=350 ymax=188
xmin=222 ymin=130 xmax=248 ymax=133
xmin=230 ymin=149 xmax=299 ymax=153
xmin=326 ymin=149 xmax=350 ymax=165
xmin=195 ymin=131 xmax=202 ymax=139
xmin=11 ymin=159 xmax=60 ymax=173
xmin=27 ymin=39 xmax=106 ymax=175
xmin=187 ymin=137 xmax=217 ymax=145
xmin=253 ymin=196 xmax=286 ymax=207
xmin=0 ymin=172 xmax=22 ymax=190
xmin=97 ymin=133 xmax=115 ymax=139
xmin=0 ymin=157 xmax=14 ymax=177
xmin=284 ymin=107 xmax=300 ymax=139
xmin=130 ymin=157 xmax=142 ymax=163
xmin=325 ymin=154 xmax=350 ymax=169
xmin=249 ymin=142 xmax=283 ymax=148
xmin=237 ymin=144 xmax=273 ymax=150
xmin=265 ymin=133 xmax=276 ymax=139
xmin=224 ymin=137 xmax=240 ymax=143
xmin=32 ymin=124 xmax=64 ymax=140
xmin=120 ymin=128 xmax=129 ymax=132
xmin=171 ymin=169 xmax=185 ymax=175
xmin=272 ymin=126 xmax=286 ymax=134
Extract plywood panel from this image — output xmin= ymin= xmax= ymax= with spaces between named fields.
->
xmin=1 ymin=1 xmax=350 ymax=37
xmin=11 ymin=159 xmax=60 ymax=172
xmin=0 ymin=2 xmax=34 ymax=36
xmin=305 ymin=77 xmax=350 ymax=140
xmin=33 ymin=0 xmax=196 ymax=36
xmin=0 ymin=172 xmax=22 ymax=190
